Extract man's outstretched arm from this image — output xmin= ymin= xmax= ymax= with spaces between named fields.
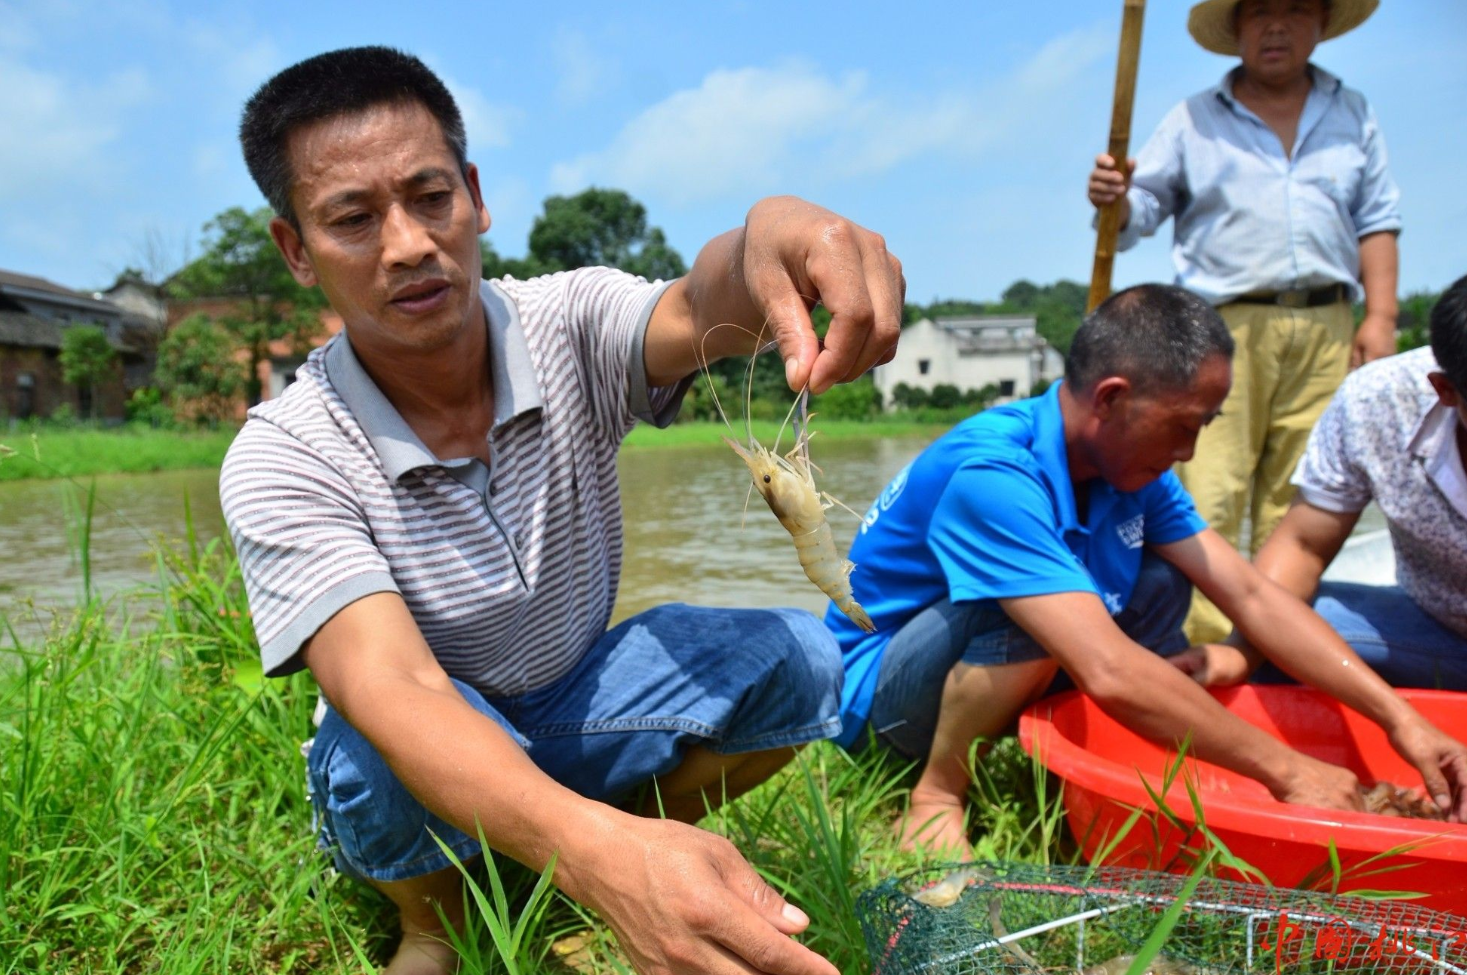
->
xmin=642 ymin=196 xmax=904 ymax=394
xmin=998 ymin=589 xmax=1364 ymax=812
xmin=1157 ymin=528 xmax=1467 ymax=820
xmin=304 ymin=592 xmax=837 ymax=975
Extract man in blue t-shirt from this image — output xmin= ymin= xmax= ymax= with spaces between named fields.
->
xmin=830 ymin=285 xmax=1467 ymax=856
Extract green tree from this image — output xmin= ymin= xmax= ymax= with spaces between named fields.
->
xmin=812 ymin=375 xmax=881 ymax=420
xmin=927 ymin=383 xmax=962 ymax=410
xmin=171 ymin=207 xmax=324 ymax=407
xmin=890 ymin=382 xmax=929 ymax=411
xmin=1396 ymin=290 xmax=1440 ymax=353
xmin=155 ymin=314 xmax=247 ymax=425
xmin=525 ymin=188 xmax=688 ymax=279
xmin=481 ymin=239 xmax=553 ymax=281
xmin=482 ymin=188 xmax=687 ymax=284
xmin=59 ymin=324 xmax=116 ymax=420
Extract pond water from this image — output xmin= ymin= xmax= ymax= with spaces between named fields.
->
xmin=0 ymin=432 xmax=1386 ymax=641
xmin=0 ymin=436 xmax=941 ymax=636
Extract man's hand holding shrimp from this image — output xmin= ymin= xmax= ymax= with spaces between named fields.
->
xmin=646 ymin=195 xmax=904 ymax=392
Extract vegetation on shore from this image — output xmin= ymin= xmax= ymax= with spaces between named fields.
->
xmin=0 ymin=424 xmax=238 ymax=482
xmin=0 ymin=413 xmax=964 ymax=482
xmin=0 ymin=515 xmax=1058 ymax=974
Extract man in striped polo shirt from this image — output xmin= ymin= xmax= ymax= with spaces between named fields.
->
xmin=224 ymin=47 xmax=901 ymax=975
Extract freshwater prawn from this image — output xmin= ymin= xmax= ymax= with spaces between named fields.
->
xmin=700 ymin=323 xmax=876 ymax=633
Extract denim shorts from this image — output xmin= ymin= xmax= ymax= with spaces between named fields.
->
xmin=304 ymin=603 xmax=842 ymax=882
xmin=1254 ymin=582 xmax=1467 ymax=690
xmin=865 ymin=553 xmax=1192 ymax=759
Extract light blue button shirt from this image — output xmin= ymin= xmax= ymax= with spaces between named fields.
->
xmin=1118 ymin=65 xmax=1401 ymax=306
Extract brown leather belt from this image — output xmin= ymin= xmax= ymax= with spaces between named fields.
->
xmin=1232 ymin=284 xmax=1347 ymax=308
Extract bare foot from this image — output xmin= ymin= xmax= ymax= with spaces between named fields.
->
xmin=382 ymin=927 xmax=459 ymax=975
xmin=897 ymin=791 xmax=972 ymax=861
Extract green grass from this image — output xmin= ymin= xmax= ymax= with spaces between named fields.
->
xmin=623 ymin=418 xmax=952 ymax=449
xmin=0 ymin=419 xmax=951 ymax=483
xmin=0 ymin=425 xmax=239 ymax=482
xmin=2 ymin=504 xmax=1431 ymax=973
xmin=0 ymin=518 xmax=1059 ymax=973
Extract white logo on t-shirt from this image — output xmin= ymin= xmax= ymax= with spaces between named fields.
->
xmin=1116 ymin=514 xmax=1145 ymax=550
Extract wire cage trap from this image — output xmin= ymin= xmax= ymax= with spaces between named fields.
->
xmin=857 ymin=861 xmax=1467 ymax=975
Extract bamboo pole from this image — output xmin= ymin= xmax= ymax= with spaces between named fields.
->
xmin=1087 ymin=0 xmax=1147 ymax=313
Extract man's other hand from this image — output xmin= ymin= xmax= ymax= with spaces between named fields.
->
xmin=1167 ymin=643 xmax=1258 ymax=687
xmin=1387 ymin=717 xmax=1467 ymax=822
xmin=1352 ymin=310 xmax=1397 ymax=369
xmin=742 ymin=197 xmax=903 ymax=395
xmin=565 ymin=814 xmax=838 ymax=975
xmin=1274 ymin=756 xmax=1365 ymax=813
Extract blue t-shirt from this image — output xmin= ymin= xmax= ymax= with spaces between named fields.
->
xmin=828 ymin=382 xmax=1206 ymax=748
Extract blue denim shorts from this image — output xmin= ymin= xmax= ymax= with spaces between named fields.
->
xmin=1253 ymin=582 xmax=1467 ymax=690
xmin=305 ymin=603 xmax=842 ymax=882
xmin=865 ymin=553 xmax=1192 ymax=759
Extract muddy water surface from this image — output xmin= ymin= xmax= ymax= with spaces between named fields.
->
xmin=0 ymin=436 xmax=940 ymax=636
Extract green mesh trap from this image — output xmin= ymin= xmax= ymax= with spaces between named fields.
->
xmin=857 ymin=861 xmax=1467 ymax=974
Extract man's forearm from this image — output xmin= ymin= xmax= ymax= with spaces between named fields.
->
xmin=1230 ymin=580 xmax=1415 ymax=732
xmin=1253 ymin=533 xmax=1329 ymax=604
xmin=1084 ymin=644 xmax=1299 ymax=793
xmin=1359 ymin=231 xmax=1400 ymax=323
xmin=341 ymin=671 xmax=618 ymax=899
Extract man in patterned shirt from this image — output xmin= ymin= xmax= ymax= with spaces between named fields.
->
xmin=1174 ymin=275 xmax=1467 ymax=690
xmin=224 ymin=47 xmax=901 ymax=975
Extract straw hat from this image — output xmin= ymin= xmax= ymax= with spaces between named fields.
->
xmin=1187 ymin=0 xmax=1378 ymax=55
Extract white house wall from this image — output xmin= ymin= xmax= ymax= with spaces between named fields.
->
xmin=873 ymin=317 xmax=1061 ymax=407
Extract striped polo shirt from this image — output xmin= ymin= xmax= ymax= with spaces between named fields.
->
xmin=220 ymin=267 xmax=686 ymax=695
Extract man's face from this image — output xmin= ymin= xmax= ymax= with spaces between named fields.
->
xmin=269 ymin=101 xmax=491 ymax=354
xmin=1092 ymin=355 xmax=1232 ymax=493
xmin=1427 ymin=372 xmax=1467 ymax=432
xmin=1235 ymin=0 xmax=1329 ymax=85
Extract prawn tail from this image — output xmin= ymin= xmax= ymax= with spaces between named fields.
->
xmin=793 ymin=524 xmax=876 ymax=633
xmin=837 ymin=595 xmax=876 ymax=634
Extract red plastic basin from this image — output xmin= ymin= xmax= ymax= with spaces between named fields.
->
xmin=1019 ymin=685 xmax=1467 ymax=917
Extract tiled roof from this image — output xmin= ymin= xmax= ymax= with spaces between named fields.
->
xmin=0 ymin=311 xmax=133 ymax=352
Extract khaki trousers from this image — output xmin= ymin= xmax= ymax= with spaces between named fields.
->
xmin=1177 ymin=300 xmax=1354 ymax=643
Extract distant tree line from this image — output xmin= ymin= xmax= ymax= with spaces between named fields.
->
xmin=103 ymin=187 xmax=1442 ymax=428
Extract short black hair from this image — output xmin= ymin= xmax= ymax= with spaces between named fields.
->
xmin=1430 ymin=274 xmax=1467 ymax=393
xmin=1066 ymin=284 xmax=1234 ymax=395
xmin=239 ymin=46 xmax=468 ymax=227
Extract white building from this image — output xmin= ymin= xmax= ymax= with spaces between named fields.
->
xmin=872 ymin=314 xmax=1064 ymax=409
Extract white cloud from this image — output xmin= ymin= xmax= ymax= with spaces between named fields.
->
xmin=549 ymin=26 xmax=1112 ymax=205
xmin=446 ymin=79 xmax=519 ymax=155
xmin=0 ymin=55 xmax=152 ymax=202
xmin=552 ymin=28 xmax=615 ymax=104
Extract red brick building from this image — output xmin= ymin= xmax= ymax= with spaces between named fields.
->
xmin=0 ymin=270 xmax=146 ymax=422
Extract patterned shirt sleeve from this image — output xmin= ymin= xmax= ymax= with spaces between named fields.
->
xmin=220 ymin=421 xmax=399 ymax=677
xmin=557 ymin=267 xmax=691 ymax=444
xmin=1292 ymin=380 xmax=1373 ymax=513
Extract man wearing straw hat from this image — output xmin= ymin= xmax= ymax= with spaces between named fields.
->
xmin=1087 ymin=0 xmax=1401 ymax=644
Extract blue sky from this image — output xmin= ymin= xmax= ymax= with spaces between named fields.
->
xmin=3 ymin=0 xmax=1464 ymax=304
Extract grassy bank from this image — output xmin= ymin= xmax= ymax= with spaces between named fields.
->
xmin=0 ymin=419 xmax=951 ymax=483
xmin=625 ymin=417 xmax=953 ymax=449
xmin=0 ymin=530 xmax=1060 ymax=974
xmin=0 ymin=425 xmax=239 ymax=482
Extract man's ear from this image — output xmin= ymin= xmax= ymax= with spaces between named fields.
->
xmin=270 ymin=216 xmax=319 ymax=288
xmin=1427 ymin=371 xmax=1461 ymax=409
xmin=1092 ymin=376 xmax=1131 ymax=420
xmin=464 ymin=162 xmax=491 ymax=235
